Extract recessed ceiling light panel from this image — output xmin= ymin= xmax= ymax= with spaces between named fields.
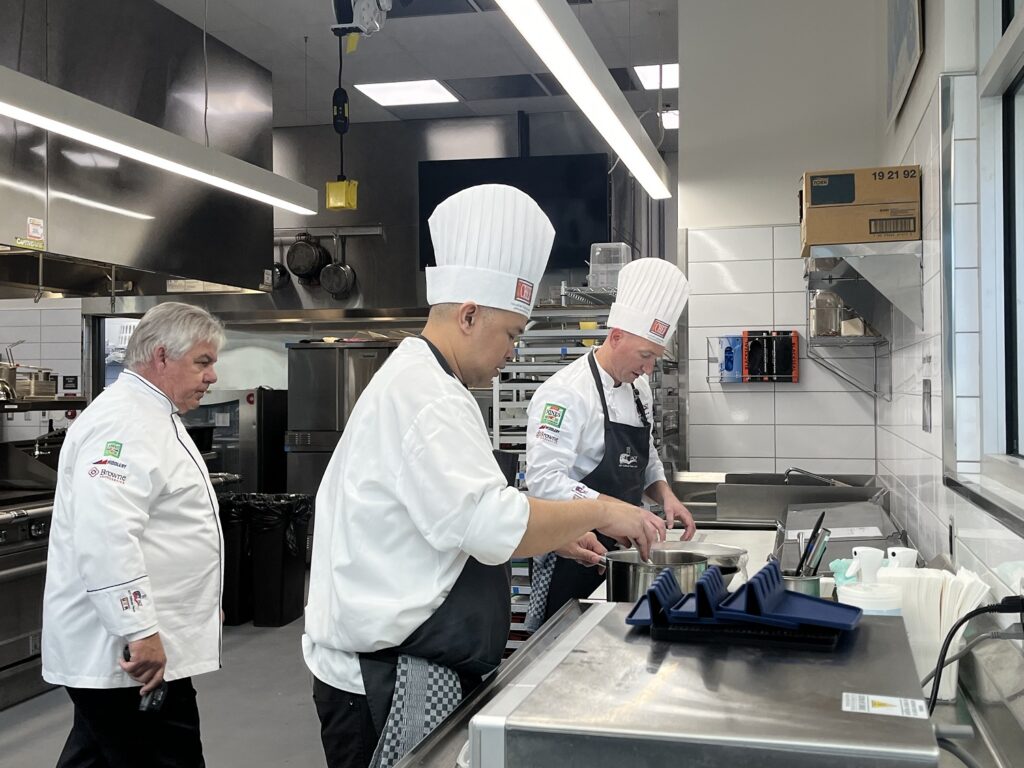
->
xmin=354 ymin=80 xmax=458 ymax=107
xmin=633 ymin=63 xmax=679 ymax=90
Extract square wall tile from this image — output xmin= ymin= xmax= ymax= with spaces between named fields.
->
xmin=688 ymin=260 xmax=773 ymax=295
xmin=954 ymin=333 xmax=980 ymax=396
xmin=775 ymin=425 xmax=875 ymax=458
xmin=772 ymin=226 xmax=801 ymax=260
xmin=689 ymin=391 xmax=775 ymax=425
xmin=774 ymin=292 xmax=807 ymax=327
xmin=689 ymin=424 xmax=775 ymax=458
xmin=955 ymin=397 xmax=981 ymax=462
xmin=689 ymin=293 xmax=774 ymax=328
xmin=0 ymin=325 xmax=41 ymax=344
xmin=773 ymin=258 xmax=806 ymax=293
xmin=774 ymin=458 xmax=877 ymax=475
xmin=689 ymin=457 xmax=776 ymax=473
xmin=0 ymin=309 xmax=41 ymax=327
xmin=953 ymin=140 xmax=978 ymax=204
xmin=954 ymin=268 xmax=979 ymax=332
xmin=953 ymin=76 xmax=978 ymax=140
xmin=954 ymin=204 xmax=978 ymax=268
xmin=688 ymin=227 xmax=773 ymax=263
xmin=774 ymin=391 xmax=875 ymax=426
xmin=41 ymin=325 xmax=82 ymax=344
xmin=42 ymin=309 xmax=82 ymax=326
xmin=40 ymin=342 xmax=82 ymax=360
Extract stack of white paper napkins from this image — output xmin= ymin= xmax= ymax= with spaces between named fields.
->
xmin=878 ymin=567 xmax=989 ymax=700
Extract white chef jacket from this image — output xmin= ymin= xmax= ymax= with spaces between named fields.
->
xmin=525 ymin=352 xmax=665 ymax=501
xmin=302 ymin=338 xmax=530 ymax=695
xmin=42 ymin=371 xmax=223 ymax=688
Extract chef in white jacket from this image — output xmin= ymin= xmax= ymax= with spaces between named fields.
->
xmin=42 ymin=302 xmax=224 ymax=768
xmin=303 ymin=184 xmax=665 ymax=768
xmin=525 ymin=258 xmax=694 ymax=627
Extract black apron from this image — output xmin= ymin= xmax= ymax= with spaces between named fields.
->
xmin=543 ymin=352 xmax=652 ymax=620
xmin=358 ymin=337 xmax=515 ymax=734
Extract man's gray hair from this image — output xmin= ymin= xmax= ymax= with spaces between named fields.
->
xmin=124 ymin=302 xmax=225 ymax=370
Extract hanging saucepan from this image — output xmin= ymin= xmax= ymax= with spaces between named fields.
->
xmin=319 ymin=262 xmax=356 ymax=299
xmin=285 ymin=233 xmax=330 ymax=282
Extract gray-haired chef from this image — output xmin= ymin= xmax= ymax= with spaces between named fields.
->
xmin=302 ymin=184 xmax=665 ymax=768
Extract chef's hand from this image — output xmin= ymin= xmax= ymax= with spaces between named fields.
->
xmin=555 ymin=532 xmax=607 ymax=570
xmin=596 ymin=501 xmax=666 ymax=561
xmin=663 ymin=497 xmax=696 ymax=541
xmin=119 ymin=632 xmax=167 ymax=695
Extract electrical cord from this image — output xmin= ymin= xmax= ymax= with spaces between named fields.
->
xmin=927 ymin=596 xmax=1024 ymax=715
xmin=921 ymin=624 xmax=1023 ymax=687
xmin=337 ymin=35 xmax=345 ymax=181
xmin=937 ymin=737 xmax=984 ymax=768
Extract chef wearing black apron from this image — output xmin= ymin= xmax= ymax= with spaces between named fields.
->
xmin=525 ymin=257 xmax=694 ymax=628
xmin=542 ymin=352 xmax=651 ymax=617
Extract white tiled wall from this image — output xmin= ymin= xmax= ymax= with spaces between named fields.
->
xmin=686 ymin=225 xmax=877 ymax=475
xmin=878 ymin=70 xmax=1024 ymax=602
xmin=0 ymin=297 xmax=84 ymax=442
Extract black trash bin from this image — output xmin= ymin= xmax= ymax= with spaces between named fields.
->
xmin=217 ymin=494 xmax=254 ymax=626
xmin=247 ymin=493 xmax=313 ymax=627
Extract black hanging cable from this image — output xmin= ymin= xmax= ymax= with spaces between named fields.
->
xmin=304 ymin=35 xmax=309 ymax=123
xmin=338 ymin=35 xmax=345 ymax=181
xmin=203 ymin=0 xmax=210 ymax=148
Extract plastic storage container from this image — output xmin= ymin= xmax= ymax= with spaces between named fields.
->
xmin=836 ymin=583 xmax=903 ymax=616
xmin=588 ymin=242 xmax=632 ymax=290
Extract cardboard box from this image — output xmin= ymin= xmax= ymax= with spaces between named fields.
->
xmin=800 ymin=165 xmax=921 ymax=257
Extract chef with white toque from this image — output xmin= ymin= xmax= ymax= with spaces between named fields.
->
xmin=302 ymin=184 xmax=666 ymax=768
xmin=525 ymin=257 xmax=694 ymax=628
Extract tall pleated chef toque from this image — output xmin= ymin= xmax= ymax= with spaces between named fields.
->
xmin=607 ymin=258 xmax=691 ymax=345
xmin=427 ymin=184 xmax=555 ymax=317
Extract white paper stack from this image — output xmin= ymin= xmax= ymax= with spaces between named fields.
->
xmin=878 ymin=567 xmax=989 ymax=701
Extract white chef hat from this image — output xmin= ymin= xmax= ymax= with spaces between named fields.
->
xmin=607 ymin=258 xmax=690 ymax=345
xmin=427 ymin=184 xmax=555 ymax=317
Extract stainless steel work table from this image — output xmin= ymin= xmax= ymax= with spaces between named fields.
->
xmin=400 ymin=602 xmax=941 ymax=768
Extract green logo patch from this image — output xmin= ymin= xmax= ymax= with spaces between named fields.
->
xmin=103 ymin=441 xmax=123 ymax=458
xmin=540 ymin=403 xmax=566 ymax=428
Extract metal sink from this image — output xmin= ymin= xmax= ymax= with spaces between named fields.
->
xmin=671 ymin=470 xmax=883 ymax=524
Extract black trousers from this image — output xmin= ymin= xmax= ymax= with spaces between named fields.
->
xmin=312 ymin=677 xmax=380 ymax=768
xmin=56 ymin=679 xmax=205 ymax=768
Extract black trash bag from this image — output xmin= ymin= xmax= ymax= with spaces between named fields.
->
xmin=217 ymin=493 xmax=254 ymax=626
xmin=238 ymin=493 xmax=313 ymax=627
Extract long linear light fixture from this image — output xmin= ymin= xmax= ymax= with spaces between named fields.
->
xmin=495 ymin=0 xmax=671 ymax=200
xmin=0 ymin=65 xmax=318 ymax=215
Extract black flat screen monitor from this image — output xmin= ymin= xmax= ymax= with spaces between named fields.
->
xmin=418 ymin=153 xmax=610 ymax=271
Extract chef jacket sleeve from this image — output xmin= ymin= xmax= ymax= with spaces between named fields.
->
xmin=638 ymin=378 xmax=667 ymax=489
xmin=70 ymin=426 xmax=161 ymax=640
xmin=524 ymin=390 xmax=599 ymax=501
xmin=396 ymin=394 xmax=530 ymax=566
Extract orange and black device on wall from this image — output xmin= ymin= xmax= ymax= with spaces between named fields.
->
xmin=742 ymin=330 xmax=800 ymax=383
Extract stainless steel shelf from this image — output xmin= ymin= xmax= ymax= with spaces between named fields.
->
xmin=807 ymin=335 xmax=886 ymax=347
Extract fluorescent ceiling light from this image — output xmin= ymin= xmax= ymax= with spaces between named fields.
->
xmin=0 ymin=65 xmax=317 ymax=215
xmin=354 ymin=79 xmax=457 ymax=107
xmin=633 ymin=63 xmax=679 ymax=91
xmin=495 ymin=0 xmax=671 ymax=200
xmin=660 ymin=110 xmax=679 ymax=130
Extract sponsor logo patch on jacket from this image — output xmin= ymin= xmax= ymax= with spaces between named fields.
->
xmin=540 ymin=403 xmax=566 ymax=428
xmin=92 ymin=458 xmax=128 ymax=469
xmin=649 ymin=319 xmax=670 ymax=339
xmin=119 ymin=588 xmax=147 ymax=612
xmin=87 ymin=466 xmax=128 ymax=485
xmin=514 ymin=278 xmax=534 ymax=305
xmin=103 ymin=441 xmax=123 ymax=458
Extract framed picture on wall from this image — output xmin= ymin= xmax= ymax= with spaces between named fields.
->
xmin=887 ymin=0 xmax=923 ymax=129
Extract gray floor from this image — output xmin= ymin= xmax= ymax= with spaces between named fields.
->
xmin=0 ymin=618 xmax=327 ymax=767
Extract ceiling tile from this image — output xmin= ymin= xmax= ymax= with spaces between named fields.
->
xmin=387 ymin=0 xmax=476 ymax=18
xmin=445 ymin=74 xmax=546 ymax=101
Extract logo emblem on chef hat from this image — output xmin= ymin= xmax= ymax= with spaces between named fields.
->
xmin=649 ymin=319 xmax=670 ymax=339
xmin=426 ymin=184 xmax=554 ymax=317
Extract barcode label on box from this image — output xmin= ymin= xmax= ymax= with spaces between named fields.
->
xmin=842 ymin=692 xmax=928 ymax=719
xmin=869 ymin=216 xmax=916 ymax=234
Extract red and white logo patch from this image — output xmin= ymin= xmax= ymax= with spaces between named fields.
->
xmin=649 ymin=319 xmax=670 ymax=339
xmin=514 ymin=278 xmax=534 ymax=305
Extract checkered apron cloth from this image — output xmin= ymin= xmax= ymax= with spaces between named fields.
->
xmin=370 ymin=655 xmax=462 ymax=768
xmin=525 ymin=553 xmax=557 ymax=632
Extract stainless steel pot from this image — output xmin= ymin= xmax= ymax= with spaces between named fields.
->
xmin=605 ymin=550 xmax=707 ymax=602
xmin=655 ymin=541 xmax=748 ymax=587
